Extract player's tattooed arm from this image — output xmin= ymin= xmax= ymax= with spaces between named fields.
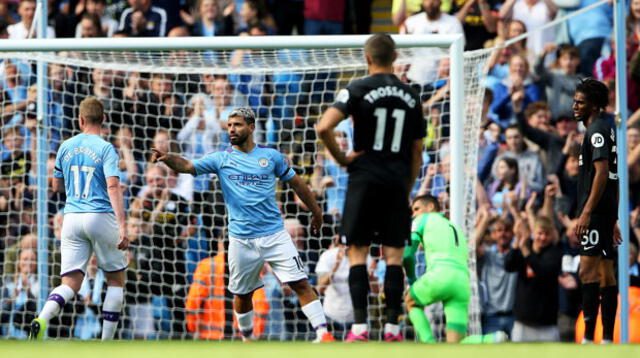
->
xmin=150 ymin=147 xmax=196 ymax=175
xmin=287 ymin=175 xmax=323 ymax=236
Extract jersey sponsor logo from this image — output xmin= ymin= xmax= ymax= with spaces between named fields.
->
xmin=336 ymin=89 xmax=349 ymax=103
xmin=258 ymin=158 xmax=269 ymax=168
xmin=363 ymin=85 xmax=416 ymax=108
xmin=227 ymin=173 xmax=269 ymax=186
xmin=591 ymin=133 xmax=605 ymax=148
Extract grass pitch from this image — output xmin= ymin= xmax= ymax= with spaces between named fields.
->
xmin=1 ymin=341 xmax=638 ymax=358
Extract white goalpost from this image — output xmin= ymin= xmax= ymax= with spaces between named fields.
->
xmin=0 ymin=34 xmax=489 ymax=340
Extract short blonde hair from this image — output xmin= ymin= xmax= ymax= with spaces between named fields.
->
xmin=533 ymin=216 xmax=559 ymax=243
xmin=533 ymin=216 xmax=555 ymax=232
xmin=79 ymin=97 xmax=104 ymax=125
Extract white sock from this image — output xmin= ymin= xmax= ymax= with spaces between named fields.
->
xmin=601 ymin=339 xmax=612 ymax=344
xmin=38 ymin=285 xmax=75 ymax=321
xmin=582 ymin=338 xmax=594 ymax=344
xmin=235 ymin=310 xmax=254 ymax=338
xmin=301 ymin=300 xmax=328 ymax=334
xmin=351 ymin=323 xmax=368 ymax=335
xmin=384 ymin=323 xmax=400 ymax=336
xmin=101 ymin=286 xmax=124 ymax=341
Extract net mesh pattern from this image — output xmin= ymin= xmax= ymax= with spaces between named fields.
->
xmin=0 ymin=45 xmax=489 ymax=341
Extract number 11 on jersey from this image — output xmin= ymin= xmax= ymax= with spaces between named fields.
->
xmin=373 ymin=107 xmax=406 ymax=153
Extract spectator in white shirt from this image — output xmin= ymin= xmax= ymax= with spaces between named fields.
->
xmin=7 ymin=0 xmax=55 ymax=39
xmin=315 ymin=236 xmax=378 ymax=340
xmin=399 ymin=0 xmax=464 ymax=84
xmin=499 ymin=0 xmax=557 ymax=57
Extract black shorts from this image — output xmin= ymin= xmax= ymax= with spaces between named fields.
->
xmin=339 ymin=176 xmax=411 ymax=248
xmin=579 ymin=215 xmax=615 ymax=259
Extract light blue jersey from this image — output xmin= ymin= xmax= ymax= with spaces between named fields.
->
xmin=54 ymin=134 xmax=120 ymax=214
xmin=193 ymin=145 xmax=295 ymax=239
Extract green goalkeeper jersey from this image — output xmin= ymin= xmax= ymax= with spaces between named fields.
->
xmin=403 ymin=212 xmax=468 ymax=282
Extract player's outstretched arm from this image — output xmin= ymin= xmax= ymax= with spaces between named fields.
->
xmin=287 ymin=175 xmax=323 ymax=236
xmin=150 ymin=147 xmax=196 ymax=175
xmin=107 ymin=176 xmax=129 ymax=251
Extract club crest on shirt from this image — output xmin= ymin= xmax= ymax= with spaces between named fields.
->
xmin=591 ymin=133 xmax=604 ymax=148
xmin=258 ymin=158 xmax=269 ymax=168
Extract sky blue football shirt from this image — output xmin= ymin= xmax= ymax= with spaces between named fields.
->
xmin=54 ymin=134 xmax=120 ymax=214
xmin=192 ymin=145 xmax=295 ymax=239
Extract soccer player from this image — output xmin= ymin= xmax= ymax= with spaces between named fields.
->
xmin=30 ymin=98 xmax=129 ymax=340
xmin=151 ymin=107 xmax=335 ymax=342
xmin=404 ymin=195 xmax=507 ymax=343
xmin=573 ymin=78 xmax=621 ymax=344
xmin=316 ymin=33 xmax=425 ymax=341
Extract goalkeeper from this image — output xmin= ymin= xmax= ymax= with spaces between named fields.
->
xmin=404 ymin=194 xmax=505 ymax=343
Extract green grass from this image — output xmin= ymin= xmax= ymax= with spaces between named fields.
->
xmin=1 ymin=341 xmax=638 ymax=358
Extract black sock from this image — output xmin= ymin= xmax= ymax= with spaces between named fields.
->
xmin=349 ymin=265 xmax=370 ymax=324
xmin=384 ymin=265 xmax=404 ymax=325
xmin=582 ymin=282 xmax=600 ymax=341
xmin=601 ymin=285 xmax=618 ymax=341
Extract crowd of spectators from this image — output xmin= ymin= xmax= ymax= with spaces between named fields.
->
xmin=0 ymin=0 xmax=640 ymax=342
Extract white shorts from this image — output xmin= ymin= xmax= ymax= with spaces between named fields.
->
xmin=228 ymin=230 xmax=308 ymax=295
xmin=60 ymin=212 xmax=127 ymax=276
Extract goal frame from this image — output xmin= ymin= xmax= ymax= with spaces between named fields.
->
xmin=0 ymin=34 xmax=465 ymax=312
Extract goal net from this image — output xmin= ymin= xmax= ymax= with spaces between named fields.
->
xmin=0 ymin=37 xmax=488 ymax=341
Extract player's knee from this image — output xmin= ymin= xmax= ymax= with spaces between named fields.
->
xmin=382 ymin=246 xmax=404 ymax=266
xmin=233 ymin=292 xmax=254 ymax=312
xmin=579 ymin=266 xmax=599 ymax=283
xmin=347 ymin=245 xmax=369 ymax=265
xmin=105 ymin=271 xmax=126 ymax=288
xmin=579 ymin=257 xmax=601 ymax=283
xmin=61 ymin=272 xmax=84 ymax=293
xmin=602 ymin=269 xmax=617 ymax=287
xmin=289 ymin=279 xmax=316 ymax=298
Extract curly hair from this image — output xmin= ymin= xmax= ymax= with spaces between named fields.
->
xmin=575 ymin=78 xmax=609 ymax=111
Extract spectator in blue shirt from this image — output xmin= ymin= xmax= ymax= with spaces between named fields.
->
xmin=567 ymin=0 xmax=613 ymax=76
xmin=491 ymin=53 xmax=541 ymax=127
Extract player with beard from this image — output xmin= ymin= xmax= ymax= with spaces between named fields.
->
xmin=573 ymin=78 xmax=621 ymax=344
xmin=151 ymin=107 xmax=335 ymax=342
